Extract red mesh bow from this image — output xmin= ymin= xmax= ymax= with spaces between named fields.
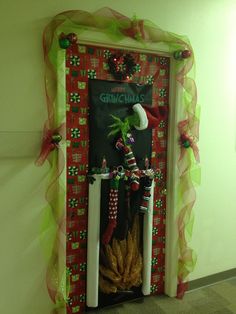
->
xmin=178 ymin=119 xmax=200 ymax=164
xmin=36 ymin=124 xmax=65 ymax=166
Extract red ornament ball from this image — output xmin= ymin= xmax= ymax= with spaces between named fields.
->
xmin=182 ymin=50 xmax=191 ymax=59
xmin=67 ymin=33 xmax=78 ymax=44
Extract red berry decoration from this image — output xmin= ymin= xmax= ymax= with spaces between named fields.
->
xmin=174 ymin=49 xmax=192 ymax=60
xmin=67 ymin=33 xmax=78 ymax=44
xmin=182 ymin=50 xmax=191 ymax=59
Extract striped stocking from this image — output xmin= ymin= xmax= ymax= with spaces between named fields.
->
xmin=102 ymin=174 xmax=120 ymax=245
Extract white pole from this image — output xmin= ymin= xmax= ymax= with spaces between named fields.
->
xmin=86 ymin=176 xmax=102 ymax=307
xmin=142 ymin=180 xmax=154 ymax=295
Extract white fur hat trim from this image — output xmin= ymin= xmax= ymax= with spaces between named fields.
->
xmin=132 ymin=103 xmax=148 ymax=130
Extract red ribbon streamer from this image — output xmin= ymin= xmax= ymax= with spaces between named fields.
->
xmin=36 ymin=125 xmax=61 ymax=166
xmin=177 ymin=280 xmax=189 ymax=299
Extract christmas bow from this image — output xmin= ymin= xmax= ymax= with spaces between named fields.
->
xmin=36 ymin=123 xmax=65 ymax=166
xmin=178 ymin=120 xmax=199 ymax=163
xmin=123 ymin=17 xmax=147 ymax=41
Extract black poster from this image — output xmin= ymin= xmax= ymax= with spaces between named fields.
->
xmin=89 ymin=79 xmax=153 ymax=170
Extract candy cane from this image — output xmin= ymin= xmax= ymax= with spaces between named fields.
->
xmin=115 ymin=138 xmax=140 ymax=191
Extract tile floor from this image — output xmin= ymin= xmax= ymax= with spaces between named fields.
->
xmin=88 ymin=277 xmax=236 ymax=314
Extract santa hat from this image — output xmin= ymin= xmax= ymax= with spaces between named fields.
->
xmin=132 ymin=103 xmax=167 ymax=130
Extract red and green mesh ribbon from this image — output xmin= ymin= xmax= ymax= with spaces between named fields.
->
xmin=41 ymin=7 xmax=200 ymax=304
